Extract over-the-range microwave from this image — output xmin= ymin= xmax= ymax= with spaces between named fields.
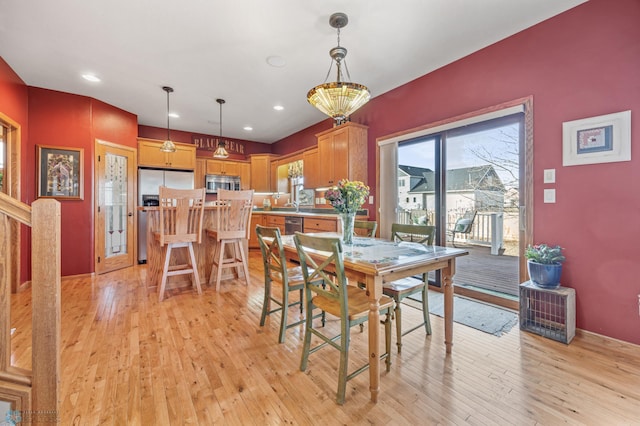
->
xmin=205 ymin=174 xmax=241 ymax=193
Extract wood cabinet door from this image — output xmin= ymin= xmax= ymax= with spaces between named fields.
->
xmin=169 ymin=144 xmax=196 ymax=170
xmin=206 ymin=160 xmax=224 ymax=174
xmin=303 ymin=148 xmax=319 ymax=189
xmin=248 ymin=214 xmax=264 ymax=248
xmin=138 ymin=140 xmax=168 ymax=168
xmin=317 ymin=134 xmax=334 ymax=187
xmin=250 ymin=155 xmax=271 ymax=192
xmin=331 ymin=127 xmax=349 ymax=184
xmin=239 ymin=163 xmax=251 ymax=190
xmin=223 ymin=161 xmax=240 ymax=176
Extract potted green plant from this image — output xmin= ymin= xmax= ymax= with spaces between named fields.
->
xmin=525 ymin=244 xmax=566 ymax=289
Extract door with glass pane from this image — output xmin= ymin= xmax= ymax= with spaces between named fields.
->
xmin=95 ymin=141 xmax=136 ymax=274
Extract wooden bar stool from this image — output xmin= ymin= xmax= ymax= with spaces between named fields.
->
xmin=154 ymin=186 xmax=206 ymax=302
xmin=206 ymin=189 xmax=254 ymax=291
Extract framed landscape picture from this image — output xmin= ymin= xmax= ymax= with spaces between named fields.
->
xmin=36 ymin=145 xmax=84 ymax=199
xmin=562 ymin=110 xmax=631 ymax=166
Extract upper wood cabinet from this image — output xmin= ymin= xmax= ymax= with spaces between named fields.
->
xmin=206 ymin=159 xmax=241 ymax=175
xmin=315 ymin=122 xmax=368 ymax=187
xmin=138 ymin=138 xmax=196 ymax=170
xmin=239 ymin=162 xmax=251 ymax=190
xmin=250 ymin=154 xmax=277 ymax=193
xmin=303 ymin=148 xmax=319 ymax=189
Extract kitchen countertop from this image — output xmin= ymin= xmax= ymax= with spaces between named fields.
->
xmin=138 ymin=205 xmax=368 ymax=218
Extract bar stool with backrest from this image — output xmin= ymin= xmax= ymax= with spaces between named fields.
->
xmin=154 ymin=186 xmax=206 ymax=302
xmin=383 ymin=223 xmax=436 ymax=353
xmin=255 ymin=225 xmax=306 ymax=343
xmin=294 ymin=232 xmax=393 ymax=405
xmin=354 ymin=220 xmax=377 ymax=237
xmin=206 ymin=189 xmax=254 ymax=291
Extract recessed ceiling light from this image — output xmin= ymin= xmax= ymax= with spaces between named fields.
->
xmin=243 ymin=126 xmax=253 ymax=131
xmin=82 ymin=74 xmax=100 ymax=82
xmin=266 ymin=56 xmax=286 ymax=68
xmin=273 ymin=105 xmax=284 ymax=111
xmin=168 ymin=113 xmax=179 ymax=118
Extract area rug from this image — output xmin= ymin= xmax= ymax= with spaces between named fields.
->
xmin=408 ymin=291 xmax=518 ymax=336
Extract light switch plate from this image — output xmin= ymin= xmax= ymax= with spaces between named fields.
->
xmin=544 ymin=189 xmax=556 ymax=203
xmin=369 ymin=196 xmax=374 ymax=204
xmin=543 ymin=169 xmax=556 ymax=184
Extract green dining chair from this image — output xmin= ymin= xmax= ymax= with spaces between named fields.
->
xmin=354 ymin=220 xmax=377 ymax=237
xmin=256 ymin=225 xmax=305 ymax=343
xmin=293 ymin=232 xmax=393 ymax=405
xmin=384 ymin=223 xmax=436 ymax=353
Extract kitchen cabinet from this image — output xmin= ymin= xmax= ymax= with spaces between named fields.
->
xmin=250 ymin=154 xmax=278 ymax=192
xmin=206 ymin=159 xmax=241 ymax=175
xmin=239 ymin=162 xmax=251 ymax=190
xmin=303 ymin=217 xmax=338 ymax=233
xmin=315 ymin=122 xmax=368 ymax=187
xmin=138 ymin=138 xmax=196 ymax=170
xmin=265 ymin=215 xmax=286 ymax=234
xmin=248 ymin=214 xmax=266 ymax=249
xmin=303 ymin=148 xmax=319 ymax=189
xmin=195 ymin=158 xmax=207 ymax=190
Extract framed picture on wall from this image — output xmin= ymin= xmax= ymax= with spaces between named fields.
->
xmin=36 ymin=145 xmax=84 ymax=200
xmin=562 ymin=110 xmax=631 ymax=166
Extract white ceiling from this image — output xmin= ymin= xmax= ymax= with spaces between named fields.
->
xmin=0 ymin=0 xmax=585 ymax=143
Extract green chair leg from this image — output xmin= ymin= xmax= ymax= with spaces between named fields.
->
xmin=260 ymin=279 xmax=271 ymax=327
xmin=422 ymin=285 xmax=432 ymax=335
xmin=394 ymin=298 xmax=403 ymax=353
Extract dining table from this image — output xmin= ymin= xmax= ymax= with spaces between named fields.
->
xmin=280 ymin=233 xmax=468 ymax=403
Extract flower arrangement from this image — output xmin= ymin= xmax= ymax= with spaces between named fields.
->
xmin=324 ymin=179 xmax=369 ymax=214
xmin=525 ymin=244 xmax=565 ymax=265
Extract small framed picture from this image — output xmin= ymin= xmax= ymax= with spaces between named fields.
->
xmin=562 ymin=110 xmax=631 ymax=166
xmin=36 ymin=145 xmax=84 ymax=199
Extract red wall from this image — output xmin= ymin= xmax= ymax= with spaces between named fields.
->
xmin=26 ymin=88 xmax=138 ymax=278
xmin=273 ymin=0 xmax=640 ymax=344
xmin=138 ymin=125 xmax=271 ymax=160
xmin=0 ymin=57 xmax=30 ymax=283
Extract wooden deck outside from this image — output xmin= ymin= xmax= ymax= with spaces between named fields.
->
xmin=452 ymin=244 xmax=520 ymax=297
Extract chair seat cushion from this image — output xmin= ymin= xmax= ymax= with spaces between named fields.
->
xmin=383 ymin=277 xmax=425 ymax=298
xmin=312 ymin=286 xmax=394 ymax=321
xmin=270 ymin=266 xmax=307 ymax=288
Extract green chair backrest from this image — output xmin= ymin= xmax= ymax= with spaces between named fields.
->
xmin=391 ymin=223 xmax=435 ymax=245
xmin=354 ymin=220 xmax=377 ymax=237
xmin=293 ymin=232 xmax=348 ymax=317
xmin=255 ymin=225 xmax=288 ymax=282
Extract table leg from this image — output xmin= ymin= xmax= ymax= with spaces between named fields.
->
xmin=443 ymin=259 xmax=456 ymax=354
xmin=366 ymin=275 xmax=383 ymax=402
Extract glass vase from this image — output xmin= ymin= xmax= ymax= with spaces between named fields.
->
xmin=341 ymin=212 xmax=355 ymax=245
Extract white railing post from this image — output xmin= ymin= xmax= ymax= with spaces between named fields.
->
xmin=490 ymin=212 xmax=504 ymax=255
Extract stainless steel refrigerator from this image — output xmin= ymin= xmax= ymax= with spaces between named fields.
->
xmin=137 ymin=168 xmax=194 ymax=263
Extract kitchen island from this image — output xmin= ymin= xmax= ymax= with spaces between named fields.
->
xmin=138 ymin=204 xmax=243 ymax=292
xmin=138 ymin=205 xmax=369 ymax=291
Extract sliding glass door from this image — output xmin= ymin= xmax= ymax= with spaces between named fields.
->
xmin=390 ymin=111 xmax=526 ymax=305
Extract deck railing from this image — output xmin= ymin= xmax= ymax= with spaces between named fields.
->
xmin=397 ymin=208 xmax=507 ymax=255
xmin=0 ymin=192 xmax=60 ymax=423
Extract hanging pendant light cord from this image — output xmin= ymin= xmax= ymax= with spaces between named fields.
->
xmin=166 ymin=89 xmax=171 ymax=141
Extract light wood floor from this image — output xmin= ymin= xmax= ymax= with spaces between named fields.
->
xmin=10 ymin=251 xmax=640 ymax=425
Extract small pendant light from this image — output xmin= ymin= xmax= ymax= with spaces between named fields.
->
xmin=160 ymin=86 xmax=177 ymax=153
xmin=213 ymin=98 xmax=229 ymax=159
